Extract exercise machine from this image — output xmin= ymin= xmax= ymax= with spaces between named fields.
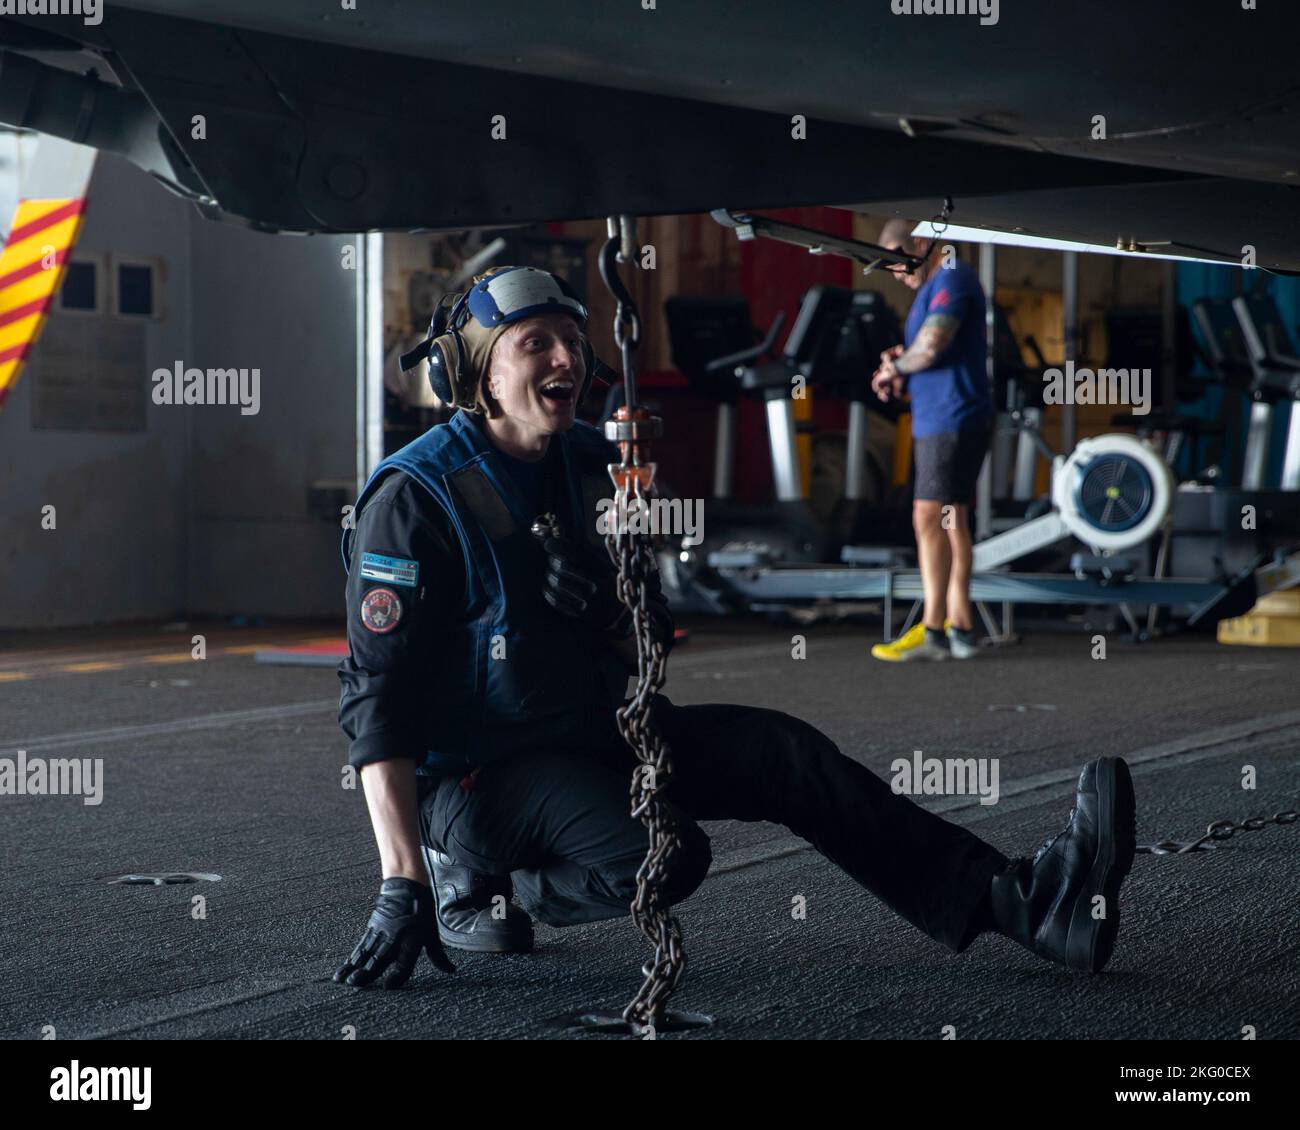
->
xmin=658 ymin=284 xmax=908 ymax=611
xmin=662 ymin=295 xmax=762 ymax=504
xmin=1232 ymin=292 xmax=1300 ymax=490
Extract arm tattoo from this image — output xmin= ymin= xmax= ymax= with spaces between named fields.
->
xmin=893 ymin=313 xmax=960 ymax=375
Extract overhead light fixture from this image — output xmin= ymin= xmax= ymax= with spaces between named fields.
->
xmin=910 ymin=222 xmax=1243 ymax=268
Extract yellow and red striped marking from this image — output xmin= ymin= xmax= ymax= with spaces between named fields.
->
xmin=0 ymin=196 xmax=87 ymax=409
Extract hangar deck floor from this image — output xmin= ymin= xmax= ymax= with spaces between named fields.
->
xmin=2 ymin=619 xmax=1297 ymax=1040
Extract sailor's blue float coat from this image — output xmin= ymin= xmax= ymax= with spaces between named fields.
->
xmin=339 ymin=410 xmax=631 ymax=776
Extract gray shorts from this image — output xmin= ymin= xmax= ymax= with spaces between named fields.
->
xmin=913 ymin=421 xmax=992 ymax=504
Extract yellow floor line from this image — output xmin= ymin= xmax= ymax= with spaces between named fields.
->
xmin=1 ymin=637 xmax=333 ymax=677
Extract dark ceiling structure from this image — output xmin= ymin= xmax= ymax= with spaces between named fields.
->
xmin=1 ymin=1 xmax=1297 ymax=266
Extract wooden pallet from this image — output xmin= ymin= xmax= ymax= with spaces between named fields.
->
xmin=1218 ymin=590 xmax=1300 ymax=647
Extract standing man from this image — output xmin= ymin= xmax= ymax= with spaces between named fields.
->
xmin=331 ymin=265 xmax=1135 ymax=991
xmin=871 ymin=219 xmax=993 ymax=662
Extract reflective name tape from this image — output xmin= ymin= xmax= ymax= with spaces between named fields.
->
xmin=359 ymin=552 xmax=419 ymax=587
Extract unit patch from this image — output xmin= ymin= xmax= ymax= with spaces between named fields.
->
xmin=360 ymin=586 xmax=403 ymax=633
xmin=359 ymin=552 xmax=419 ymax=587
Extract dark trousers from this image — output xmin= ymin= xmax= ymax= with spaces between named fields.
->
xmin=420 ymin=695 xmax=1009 ymax=953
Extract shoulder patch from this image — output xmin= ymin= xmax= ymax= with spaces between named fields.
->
xmin=360 ymin=551 xmax=420 ymax=587
xmin=360 ymin=587 xmax=403 ymax=634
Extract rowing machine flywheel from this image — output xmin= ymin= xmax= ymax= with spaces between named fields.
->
xmin=1052 ymin=433 xmax=1173 ymax=551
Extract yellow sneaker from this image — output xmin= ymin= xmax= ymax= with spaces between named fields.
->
xmin=871 ymin=621 xmax=951 ymax=662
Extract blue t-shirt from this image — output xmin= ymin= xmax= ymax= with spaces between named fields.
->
xmin=903 ymin=259 xmax=992 ymax=437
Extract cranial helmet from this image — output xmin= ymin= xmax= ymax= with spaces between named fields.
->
xmin=399 ymin=265 xmax=595 ymax=413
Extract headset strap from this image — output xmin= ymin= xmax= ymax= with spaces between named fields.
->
xmin=399 ymin=292 xmax=465 ymax=372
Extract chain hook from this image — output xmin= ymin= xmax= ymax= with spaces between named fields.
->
xmin=592 ymin=215 xmax=682 ymax=1033
xmin=599 ymin=215 xmax=643 ymax=414
xmin=930 ymin=195 xmax=954 ymax=238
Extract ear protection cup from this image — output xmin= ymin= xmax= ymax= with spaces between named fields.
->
xmin=426 ymin=330 xmax=464 ymax=406
xmin=418 ymin=290 xmax=472 ymax=407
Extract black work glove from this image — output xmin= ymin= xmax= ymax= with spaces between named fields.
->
xmin=542 ymin=536 xmax=630 ymax=633
xmin=333 ymin=877 xmax=455 ymax=989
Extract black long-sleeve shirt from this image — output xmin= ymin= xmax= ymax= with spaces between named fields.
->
xmin=337 ymin=468 xmax=673 ymax=770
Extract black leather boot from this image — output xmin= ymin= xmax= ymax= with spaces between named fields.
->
xmin=988 ymin=757 xmax=1136 ymax=973
xmin=423 ymin=848 xmax=534 ymax=954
